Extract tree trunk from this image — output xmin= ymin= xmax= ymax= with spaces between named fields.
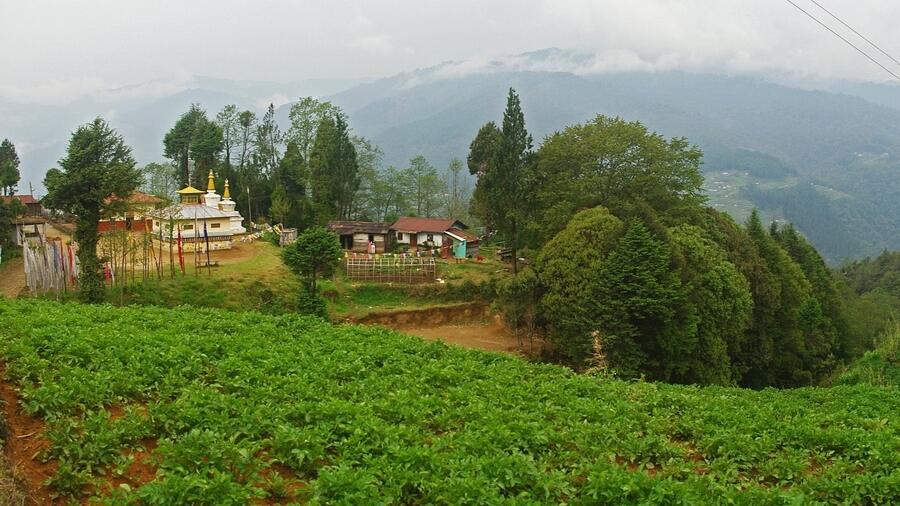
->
xmin=75 ymin=211 xmax=104 ymax=303
xmin=511 ymin=219 xmax=518 ymax=275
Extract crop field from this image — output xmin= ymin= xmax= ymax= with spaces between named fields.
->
xmin=0 ymin=299 xmax=897 ymax=504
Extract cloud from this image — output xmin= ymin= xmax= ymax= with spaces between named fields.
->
xmin=3 ymin=0 xmax=900 ymax=105
xmin=346 ymin=34 xmax=398 ymax=55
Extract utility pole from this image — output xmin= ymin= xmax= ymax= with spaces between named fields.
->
xmin=246 ymin=185 xmax=252 ymax=231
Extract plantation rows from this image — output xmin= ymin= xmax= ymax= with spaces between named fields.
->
xmin=0 ymin=299 xmax=897 ymax=504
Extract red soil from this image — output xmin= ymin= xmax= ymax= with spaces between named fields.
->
xmin=0 ymin=373 xmax=58 ymax=505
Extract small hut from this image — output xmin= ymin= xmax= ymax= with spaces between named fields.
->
xmin=327 ymin=221 xmax=393 ymax=253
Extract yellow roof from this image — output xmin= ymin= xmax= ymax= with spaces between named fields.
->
xmin=177 ymin=186 xmax=204 ymax=194
xmin=207 ymin=170 xmax=216 ymax=191
xmin=223 ymin=179 xmax=231 ymax=199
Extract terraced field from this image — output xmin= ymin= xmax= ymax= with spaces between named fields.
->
xmin=0 ymin=299 xmax=897 ymax=504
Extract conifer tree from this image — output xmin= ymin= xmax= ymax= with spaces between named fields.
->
xmin=43 ymin=118 xmax=141 ymax=303
xmin=0 ymin=139 xmax=20 ymax=196
xmin=309 ymin=115 xmax=358 ymax=222
xmin=593 ymin=221 xmax=686 ymax=378
xmin=468 ymin=89 xmax=535 ymax=273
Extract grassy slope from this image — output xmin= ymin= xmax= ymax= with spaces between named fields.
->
xmin=833 ymin=325 xmax=900 ymax=387
xmin=104 ymin=241 xmax=502 ymax=318
xmin=0 ymin=299 xmax=897 ymax=504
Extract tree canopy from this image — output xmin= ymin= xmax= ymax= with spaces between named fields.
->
xmin=0 ymin=139 xmax=20 ymax=196
xmin=43 ymin=118 xmax=141 ymax=302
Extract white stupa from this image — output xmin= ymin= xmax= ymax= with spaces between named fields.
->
xmin=218 ymin=178 xmax=246 ymax=235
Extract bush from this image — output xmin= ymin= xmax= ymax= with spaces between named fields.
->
xmin=297 ymin=290 xmax=328 ymax=319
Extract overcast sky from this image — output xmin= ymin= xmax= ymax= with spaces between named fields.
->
xmin=2 ymin=0 xmax=900 ymax=103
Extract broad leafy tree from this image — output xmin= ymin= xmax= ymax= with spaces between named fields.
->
xmin=536 ymin=115 xmax=705 ymax=239
xmin=253 ymin=103 xmax=284 ymax=177
xmin=43 ymin=118 xmax=141 ymax=302
xmin=0 ymin=139 xmax=20 ymax=196
xmin=403 ymin=155 xmax=445 ymax=217
xmin=140 ymin=162 xmax=178 ymax=202
xmin=287 ymin=97 xmax=342 ymax=161
xmin=444 ymin=158 xmax=471 ymax=221
xmin=163 ymin=105 xmax=223 ymax=187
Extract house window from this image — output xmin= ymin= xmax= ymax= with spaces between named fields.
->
xmin=426 ymin=233 xmax=434 ymax=242
xmin=211 ymin=223 xmax=221 ymax=229
xmin=183 ymin=224 xmax=193 ymax=230
xmin=368 ymin=234 xmax=375 ymax=242
xmin=396 ymin=232 xmax=404 ymax=241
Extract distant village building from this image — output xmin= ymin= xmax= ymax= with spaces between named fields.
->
xmin=327 ymin=221 xmax=393 ymax=253
xmin=391 ymin=217 xmax=478 ymax=257
xmin=2 ymin=194 xmax=47 ymax=246
xmin=149 ymin=171 xmax=245 ymax=251
xmin=98 ymin=191 xmax=163 ymax=233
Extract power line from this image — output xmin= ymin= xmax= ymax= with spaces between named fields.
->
xmin=808 ymin=0 xmax=900 ymax=68
xmin=782 ymin=0 xmax=900 ymax=81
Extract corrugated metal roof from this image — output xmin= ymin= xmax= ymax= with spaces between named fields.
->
xmin=327 ymin=221 xmax=392 ymax=234
xmin=149 ymin=204 xmax=230 ymax=220
xmin=391 ymin=217 xmax=466 ymax=233
xmin=447 ymin=227 xmax=478 ymax=242
xmin=1 ymin=194 xmax=38 ymax=205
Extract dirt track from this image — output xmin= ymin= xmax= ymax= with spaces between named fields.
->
xmin=403 ymin=320 xmax=521 ymax=353
xmin=0 ymin=257 xmax=26 ymax=298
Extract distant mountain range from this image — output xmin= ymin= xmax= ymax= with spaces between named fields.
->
xmin=4 ymin=49 xmax=900 ymax=262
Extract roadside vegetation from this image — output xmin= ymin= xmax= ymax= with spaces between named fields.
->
xmin=1 ymin=299 xmax=897 ymax=504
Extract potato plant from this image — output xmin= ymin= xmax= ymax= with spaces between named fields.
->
xmin=0 ymin=299 xmax=897 ymax=504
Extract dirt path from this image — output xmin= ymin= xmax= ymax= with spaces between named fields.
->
xmin=401 ymin=320 xmax=524 ymax=354
xmin=0 ymin=258 xmax=26 ymax=299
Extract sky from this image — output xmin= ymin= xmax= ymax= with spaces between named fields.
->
xmin=2 ymin=0 xmax=900 ymax=104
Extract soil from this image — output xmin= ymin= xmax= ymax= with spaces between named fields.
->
xmin=0 ymin=258 xmax=26 ymax=298
xmin=404 ymin=319 xmax=523 ymax=353
xmin=0 ymin=372 xmax=58 ymax=505
xmin=351 ymin=303 xmax=540 ymax=355
xmin=201 ymin=240 xmax=260 ymax=265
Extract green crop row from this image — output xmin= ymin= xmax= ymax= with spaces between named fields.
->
xmin=0 ymin=299 xmax=897 ymax=504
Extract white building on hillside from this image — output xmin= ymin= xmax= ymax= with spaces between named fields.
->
xmin=149 ymin=171 xmax=245 ymax=251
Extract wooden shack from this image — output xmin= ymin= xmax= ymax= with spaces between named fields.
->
xmin=327 ymin=221 xmax=393 ymax=253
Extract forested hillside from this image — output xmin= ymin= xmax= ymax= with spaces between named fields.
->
xmin=457 ymin=91 xmax=863 ymax=389
xmin=321 ymin=66 xmax=900 ymax=262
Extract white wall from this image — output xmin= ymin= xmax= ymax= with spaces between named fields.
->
xmin=395 ymin=231 xmax=450 ymax=247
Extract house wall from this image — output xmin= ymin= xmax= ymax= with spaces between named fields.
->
xmin=416 ymin=232 xmax=449 ymax=248
xmin=152 ymin=217 xmax=233 ymax=239
xmin=350 ymin=232 xmax=388 ymax=253
xmin=394 ymin=231 xmax=451 ymax=249
xmin=98 ymin=219 xmax=153 ymax=233
xmin=12 ymin=223 xmax=46 ymax=247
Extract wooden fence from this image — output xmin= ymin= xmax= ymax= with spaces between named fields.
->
xmin=345 ymin=257 xmax=436 ymax=283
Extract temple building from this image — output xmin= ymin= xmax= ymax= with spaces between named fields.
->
xmin=149 ymin=171 xmax=246 ymax=251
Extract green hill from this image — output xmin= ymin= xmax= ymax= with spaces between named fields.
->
xmin=0 ymin=299 xmax=896 ymax=503
xmin=833 ymin=326 xmax=900 ymax=387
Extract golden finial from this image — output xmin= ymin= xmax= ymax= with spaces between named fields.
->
xmin=207 ymin=169 xmax=216 ymax=191
xmin=223 ymin=179 xmax=231 ymax=199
